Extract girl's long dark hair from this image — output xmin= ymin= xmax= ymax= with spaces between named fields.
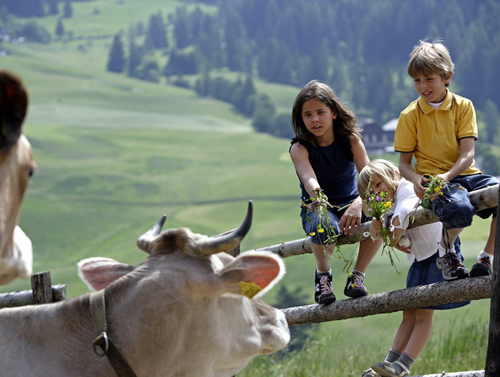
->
xmin=291 ymin=80 xmax=361 ymax=147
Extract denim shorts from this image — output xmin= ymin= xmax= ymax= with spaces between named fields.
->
xmin=430 ymin=174 xmax=498 ymax=229
xmin=406 ymin=246 xmax=470 ymax=310
xmin=300 ymin=201 xmax=370 ymax=245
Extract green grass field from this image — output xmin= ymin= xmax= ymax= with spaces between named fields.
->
xmin=0 ymin=3 xmax=494 ymax=375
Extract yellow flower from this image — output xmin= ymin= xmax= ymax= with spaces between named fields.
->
xmin=384 ymin=201 xmax=392 ymax=208
xmin=318 ymin=228 xmax=324 ymax=233
xmin=434 ymin=187 xmax=441 ymax=192
xmin=309 ymin=232 xmax=316 ymax=236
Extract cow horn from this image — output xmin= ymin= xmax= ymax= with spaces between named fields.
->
xmin=137 ymin=214 xmax=167 ymax=253
xmin=196 ymin=201 xmax=253 ymax=256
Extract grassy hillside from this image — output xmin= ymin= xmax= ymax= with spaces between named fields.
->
xmin=0 ymin=2 xmax=494 ymax=374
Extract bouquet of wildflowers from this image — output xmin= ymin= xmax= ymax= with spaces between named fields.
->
xmin=363 ymin=180 xmax=399 ymax=269
xmin=301 ymin=188 xmax=349 ymax=264
xmin=421 ymin=174 xmax=447 ymax=210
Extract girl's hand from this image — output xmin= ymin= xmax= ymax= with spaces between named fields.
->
xmin=392 ymin=236 xmax=411 ymax=254
xmin=371 ymin=217 xmax=382 ymax=232
xmin=339 ymin=200 xmax=362 ymax=235
xmin=368 ymin=218 xmax=383 ymax=239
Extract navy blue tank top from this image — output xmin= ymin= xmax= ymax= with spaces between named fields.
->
xmin=291 ymin=135 xmax=358 ymax=207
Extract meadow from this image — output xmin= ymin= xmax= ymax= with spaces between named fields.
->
xmin=0 ymin=2 xmax=494 ymax=374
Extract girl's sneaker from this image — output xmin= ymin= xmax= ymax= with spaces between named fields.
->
xmin=442 ymin=252 xmax=469 ymax=280
xmin=314 ymin=270 xmax=336 ymax=305
xmin=344 ymin=270 xmax=368 ymax=298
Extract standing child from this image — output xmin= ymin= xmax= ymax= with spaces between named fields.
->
xmin=357 ymin=160 xmax=469 ymax=377
xmin=289 ymin=80 xmax=382 ymax=305
xmin=395 ymin=40 xmax=498 ymax=280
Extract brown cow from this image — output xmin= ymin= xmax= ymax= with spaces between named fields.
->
xmin=0 ymin=203 xmax=290 ymax=376
xmin=0 ymin=70 xmax=35 ymax=285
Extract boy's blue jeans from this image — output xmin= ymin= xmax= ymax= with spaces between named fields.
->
xmin=430 ymin=174 xmax=498 ymax=230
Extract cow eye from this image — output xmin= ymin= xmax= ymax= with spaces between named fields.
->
xmin=27 ymin=162 xmax=36 ymax=178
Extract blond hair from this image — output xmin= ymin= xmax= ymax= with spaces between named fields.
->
xmin=407 ymin=40 xmax=454 ymax=86
xmin=358 ymin=159 xmax=400 ymax=200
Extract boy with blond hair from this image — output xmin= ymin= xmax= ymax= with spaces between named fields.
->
xmin=394 ymin=40 xmax=498 ymax=283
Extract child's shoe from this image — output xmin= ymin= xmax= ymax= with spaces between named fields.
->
xmin=344 ymin=270 xmax=368 ymax=298
xmin=442 ymin=252 xmax=469 ymax=280
xmin=371 ymin=361 xmax=409 ymax=377
xmin=470 ymin=256 xmax=492 ymax=277
xmin=314 ymin=270 xmax=336 ymax=305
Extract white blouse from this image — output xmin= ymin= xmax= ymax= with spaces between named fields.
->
xmin=384 ymin=179 xmax=441 ymax=262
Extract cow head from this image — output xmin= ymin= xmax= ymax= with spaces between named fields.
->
xmin=0 ymin=70 xmax=35 ymax=285
xmin=78 ymin=202 xmax=290 ymax=377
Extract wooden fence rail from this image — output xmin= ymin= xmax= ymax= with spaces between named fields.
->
xmin=283 ymin=275 xmax=490 ymax=326
xmin=0 ymin=271 xmax=66 ymax=308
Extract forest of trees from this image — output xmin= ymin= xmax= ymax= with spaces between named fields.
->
xmin=1 ymin=0 xmax=500 ymax=171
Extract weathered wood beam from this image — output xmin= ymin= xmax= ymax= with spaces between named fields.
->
xmin=31 ymin=271 xmax=53 ymax=304
xmin=412 ymin=372 xmax=484 ymax=377
xmin=255 ymin=185 xmax=499 ymax=258
xmin=0 ymin=284 xmax=66 ymax=309
xmin=282 ymin=276 xmax=491 ymax=327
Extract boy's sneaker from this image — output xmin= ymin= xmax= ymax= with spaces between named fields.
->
xmin=470 ymin=256 xmax=492 ymax=277
xmin=314 ymin=270 xmax=336 ymax=305
xmin=442 ymin=252 xmax=469 ymax=281
xmin=344 ymin=270 xmax=368 ymax=298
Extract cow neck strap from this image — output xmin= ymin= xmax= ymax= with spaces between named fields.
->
xmin=90 ymin=289 xmax=138 ymax=377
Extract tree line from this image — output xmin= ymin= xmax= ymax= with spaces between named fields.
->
xmin=0 ymin=0 xmax=75 ymax=18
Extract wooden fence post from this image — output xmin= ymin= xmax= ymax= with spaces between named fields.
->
xmin=31 ymin=271 xmax=53 ymax=304
xmin=485 ymin=187 xmax=500 ymax=376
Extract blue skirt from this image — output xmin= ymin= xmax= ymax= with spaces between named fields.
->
xmin=406 ymin=251 xmax=470 ymax=310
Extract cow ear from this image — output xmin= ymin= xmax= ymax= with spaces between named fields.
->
xmin=218 ymin=251 xmax=285 ymax=299
xmin=78 ymin=257 xmax=135 ymax=291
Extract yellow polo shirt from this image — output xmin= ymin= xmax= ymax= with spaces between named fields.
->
xmin=394 ymin=90 xmax=481 ymax=176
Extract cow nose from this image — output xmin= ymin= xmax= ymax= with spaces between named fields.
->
xmin=273 ymin=310 xmax=290 ymax=348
